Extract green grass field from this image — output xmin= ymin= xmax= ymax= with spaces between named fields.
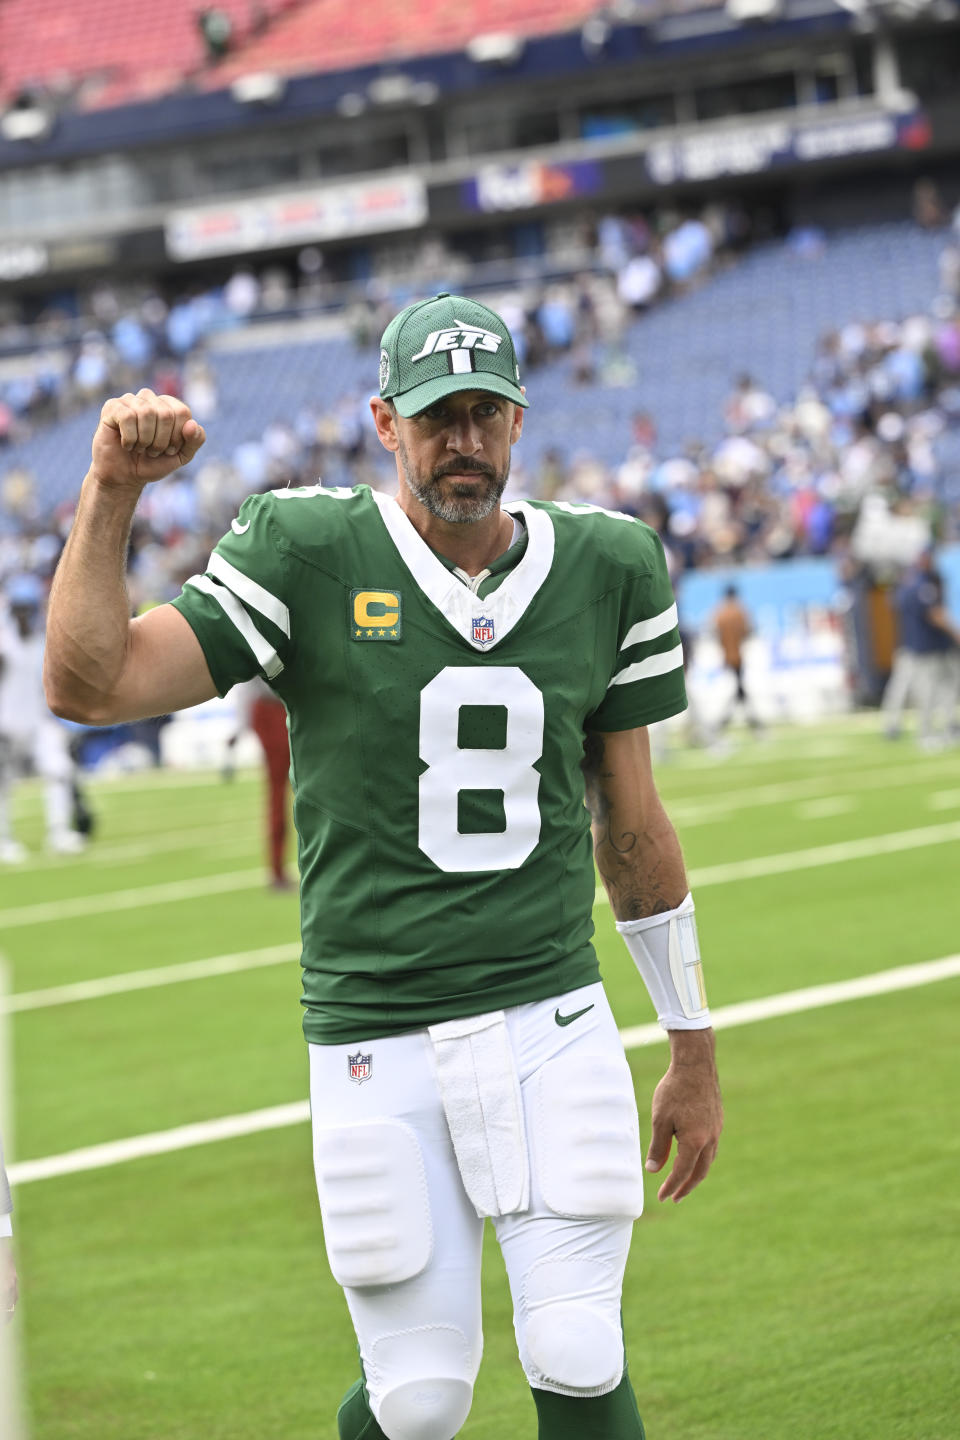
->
xmin=3 ymin=718 xmax=959 ymax=1439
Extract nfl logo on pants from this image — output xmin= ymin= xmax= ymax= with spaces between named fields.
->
xmin=348 ymin=1051 xmax=372 ymax=1084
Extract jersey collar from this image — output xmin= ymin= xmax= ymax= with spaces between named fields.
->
xmin=371 ymin=491 xmax=554 ymax=652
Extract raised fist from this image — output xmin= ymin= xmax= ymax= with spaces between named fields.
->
xmin=91 ymin=388 xmax=206 ymax=489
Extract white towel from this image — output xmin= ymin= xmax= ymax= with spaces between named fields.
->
xmin=428 ymin=1010 xmax=530 ymax=1218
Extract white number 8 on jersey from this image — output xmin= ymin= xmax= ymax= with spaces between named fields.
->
xmin=418 ymin=667 xmax=544 ymax=873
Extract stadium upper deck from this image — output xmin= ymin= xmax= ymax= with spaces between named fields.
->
xmin=0 ymin=0 xmax=634 ymax=113
xmin=0 ymin=0 xmax=296 ymax=112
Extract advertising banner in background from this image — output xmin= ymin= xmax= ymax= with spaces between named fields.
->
xmin=166 ymin=173 xmax=428 ymax=260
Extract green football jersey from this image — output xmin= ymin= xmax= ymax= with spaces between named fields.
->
xmin=171 ymin=485 xmax=686 ymax=1044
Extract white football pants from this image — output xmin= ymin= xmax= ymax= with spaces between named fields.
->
xmin=309 ymin=981 xmax=645 ymax=1438
xmin=0 ymin=723 xmax=74 ymax=845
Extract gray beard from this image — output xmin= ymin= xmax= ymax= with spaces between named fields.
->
xmin=398 ymin=445 xmax=509 ymax=524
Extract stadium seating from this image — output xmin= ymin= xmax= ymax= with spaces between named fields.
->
xmin=197 ymin=0 xmax=603 ymax=90
xmin=0 ymin=0 xmax=600 ymax=112
xmin=0 ymin=221 xmax=953 ymax=515
xmin=0 ymin=0 xmax=297 ymax=111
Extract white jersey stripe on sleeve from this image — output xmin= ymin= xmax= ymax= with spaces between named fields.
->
xmin=619 ymin=603 xmax=678 ymax=651
xmin=207 ymin=553 xmax=290 ymax=637
xmin=608 ymin=643 xmax=684 ymax=690
xmin=185 ymin=575 xmax=284 ymax=680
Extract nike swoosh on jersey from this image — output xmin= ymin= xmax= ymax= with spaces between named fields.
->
xmin=554 ymin=1003 xmax=595 ymax=1027
xmin=231 ymin=518 xmax=251 ymax=535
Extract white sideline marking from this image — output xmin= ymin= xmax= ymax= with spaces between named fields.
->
xmin=9 ymin=954 xmax=960 ymax=1188
xmin=2 ymin=944 xmax=301 ymax=1014
xmin=0 ymin=869 xmax=274 ymax=930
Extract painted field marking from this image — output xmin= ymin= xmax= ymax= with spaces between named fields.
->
xmin=2 ymin=944 xmax=301 ymax=1014
xmin=667 ymin=756 xmax=960 ymax=825
xmin=10 ymin=953 xmax=960 ymax=1187
xmin=592 ymin=819 xmax=960 ymax=904
xmin=0 ymin=869 xmax=271 ymax=930
xmin=1 ymin=823 xmax=258 ymax=874
xmin=3 ymin=818 xmax=958 ymax=933
xmin=794 ymin=796 xmax=858 ymax=821
xmin=928 ymin=789 xmax=960 ymax=811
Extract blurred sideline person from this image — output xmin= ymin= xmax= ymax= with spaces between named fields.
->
xmin=0 ymin=1130 xmax=15 ymax=1323
xmin=225 ymin=675 xmax=293 ymax=890
xmin=43 ymin=293 xmax=723 ymax=1440
xmin=882 ymin=548 xmax=960 ymax=749
xmin=712 ymin=583 xmax=762 ymax=732
xmin=0 ymin=575 xmax=86 ymax=861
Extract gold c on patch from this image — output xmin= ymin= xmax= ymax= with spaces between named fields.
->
xmin=351 ymin=589 xmax=402 ymax=641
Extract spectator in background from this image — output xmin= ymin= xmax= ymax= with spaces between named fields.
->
xmin=225 ymin=677 xmax=293 ymax=890
xmin=712 ymin=584 xmax=763 ymax=733
xmin=0 ymin=575 xmax=86 ymax=861
xmin=197 ymin=6 xmax=232 ymax=60
xmin=882 ymin=547 xmax=960 ymax=749
xmin=913 ymin=178 xmax=946 ymax=230
xmin=662 ymin=215 xmax=713 ymax=287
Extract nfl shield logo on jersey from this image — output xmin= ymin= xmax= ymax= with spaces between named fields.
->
xmin=472 ymin=615 xmax=495 ymax=648
xmin=348 ymin=1052 xmax=373 ymax=1084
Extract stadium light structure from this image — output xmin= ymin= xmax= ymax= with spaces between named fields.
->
xmin=230 ymin=72 xmax=287 ymax=105
xmin=366 ymin=73 xmax=438 ymax=106
xmin=726 ymin=0 xmax=785 ymax=19
xmin=0 ymin=103 xmax=54 ymax=143
xmin=466 ymin=32 xmax=526 ymax=65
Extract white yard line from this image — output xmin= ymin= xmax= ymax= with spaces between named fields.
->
xmin=928 ymin=789 xmax=960 ymax=811
xmin=2 ymin=823 xmax=257 ymax=873
xmin=617 ymin=954 xmax=960 ymax=1048
xmin=10 ymin=953 xmax=960 ymax=1188
xmin=794 ymin=796 xmax=858 ymax=821
xmin=2 ymin=944 xmax=301 ymax=1013
xmin=667 ymin=757 xmax=960 ymax=825
xmin=593 ymin=819 xmax=960 ymax=903
xmin=0 ymin=868 xmax=271 ymax=930
xmin=2 ymin=818 xmax=958 ymax=932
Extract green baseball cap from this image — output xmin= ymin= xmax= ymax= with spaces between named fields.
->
xmin=378 ymin=292 xmax=529 ymax=418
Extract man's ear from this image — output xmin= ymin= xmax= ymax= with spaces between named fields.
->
xmin=510 ymin=404 xmax=524 ymax=445
xmin=370 ymin=397 xmax=400 ymax=452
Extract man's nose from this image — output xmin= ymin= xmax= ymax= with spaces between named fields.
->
xmin=446 ymin=416 xmax=483 ymax=453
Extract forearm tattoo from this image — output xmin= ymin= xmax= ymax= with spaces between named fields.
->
xmin=581 ymin=733 xmax=676 ymax=920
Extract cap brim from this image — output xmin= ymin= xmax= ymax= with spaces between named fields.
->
xmin=392 ymin=370 xmax=529 ymax=418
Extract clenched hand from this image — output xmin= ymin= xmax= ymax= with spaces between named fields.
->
xmin=91 ymin=388 xmax=206 ymax=490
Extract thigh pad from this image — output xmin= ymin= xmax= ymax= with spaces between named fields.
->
xmin=314 ymin=1119 xmax=432 ymax=1287
xmin=533 ymin=1050 xmax=644 ymax=1219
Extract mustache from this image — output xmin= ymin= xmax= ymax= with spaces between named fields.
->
xmin=432 ymin=459 xmax=495 ymax=480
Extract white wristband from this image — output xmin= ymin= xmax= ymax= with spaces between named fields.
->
xmin=616 ymin=892 xmax=711 ymax=1031
xmin=0 ymin=1213 xmax=11 ymax=1239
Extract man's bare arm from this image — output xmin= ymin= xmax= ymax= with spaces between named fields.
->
xmin=582 ymin=724 xmax=687 ymax=920
xmin=583 ymin=725 xmax=723 ymax=1202
xmin=44 ymin=390 xmax=218 ymax=726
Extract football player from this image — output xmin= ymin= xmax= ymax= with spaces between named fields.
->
xmin=44 ymin=293 xmax=723 ymax=1440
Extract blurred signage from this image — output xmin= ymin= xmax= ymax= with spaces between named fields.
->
xmin=47 ymin=237 xmax=118 ymax=272
xmin=646 ymin=109 xmax=931 ymax=184
xmin=165 ymin=175 xmax=428 ymax=260
xmin=464 ymin=159 xmax=602 ymax=213
xmin=0 ymin=242 xmax=48 ymax=281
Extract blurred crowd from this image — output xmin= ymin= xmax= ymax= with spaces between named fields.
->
xmin=1 ymin=205 xmax=959 ymax=633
